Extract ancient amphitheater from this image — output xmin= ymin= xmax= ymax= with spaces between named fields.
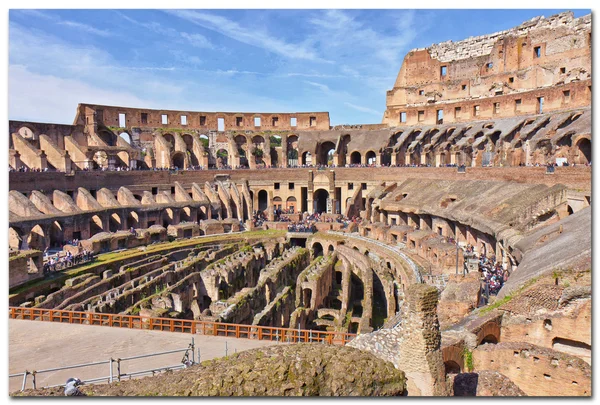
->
xmin=9 ymin=11 xmax=591 ymax=397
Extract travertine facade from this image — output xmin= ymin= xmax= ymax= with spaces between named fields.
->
xmin=383 ymin=12 xmax=591 ymax=127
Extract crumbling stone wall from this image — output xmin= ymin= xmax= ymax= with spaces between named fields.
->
xmin=349 ymin=284 xmax=447 ymax=396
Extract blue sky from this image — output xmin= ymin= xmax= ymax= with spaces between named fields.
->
xmin=8 ymin=9 xmax=590 ymax=125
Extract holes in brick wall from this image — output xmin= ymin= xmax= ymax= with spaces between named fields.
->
xmin=544 ymin=319 xmax=553 ymax=331
xmin=515 ymin=99 xmax=522 ymax=112
xmin=473 ymin=105 xmax=480 ymax=117
xmin=181 ymin=115 xmax=187 ymax=125
xmin=200 ymin=115 xmax=206 ymax=126
xmin=118 ymin=113 xmax=126 ymax=127
xmin=290 ymin=117 xmax=297 ymax=126
xmin=563 ymin=90 xmax=571 ymax=103
xmin=400 ymin=112 xmax=407 ymax=123
xmin=560 ymin=67 xmax=566 ymax=74
xmin=534 ymin=46 xmax=541 ymax=58
xmin=418 ymin=110 xmax=425 ymax=122
xmin=217 ymin=118 xmax=225 ymax=131
xmin=141 ymin=113 xmax=148 ymax=124
xmin=254 ymin=117 xmax=261 ymax=127
xmin=419 ymin=90 xmax=424 ymax=95
xmin=236 ymin=117 xmax=243 ymax=127
xmin=544 ymin=374 xmax=551 ymax=380
xmin=161 ymin=114 xmax=168 ymax=125
xmin=310 ymin=116 xmax=317 ymax=127
xmin=509 ymin=77 xmax=514 ymax=83
xmin=461 ymin=84 xmax=467 ymax=90
xmin=272 ymin=117 xmax=279 ymax=127
xmin=348 ymin=183 xmax=354 ymax=190
xmin=440 ymin=65 xmax=447 ymax=77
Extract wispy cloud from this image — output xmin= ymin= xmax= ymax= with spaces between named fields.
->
xmin=343 ymin=102 xmax=381 ymax=116
xmin=166 ymin=9 xmax=329 ymax=63
xmin=57 ymin=20 xmax=114 ymax=37
xmin=180 ymin=32 xmax=214 ymax=49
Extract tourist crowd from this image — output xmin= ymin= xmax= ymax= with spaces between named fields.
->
xmin=43 ymin=250 xmax=94 ymax=273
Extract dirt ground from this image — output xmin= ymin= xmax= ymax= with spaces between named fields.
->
xmin=9 ymin=319 xmax=277 ymax=394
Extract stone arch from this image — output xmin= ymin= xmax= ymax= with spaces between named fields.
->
xmin=318 ymin=141 xmax=336 ymax=166
xmin=287 ymin=135 xmax=299 ymax=166
xmin=199 ymin=134 xmax=209 ymax=149
xmin=301 ymin=151 xmax=312 ymax=166
xmin=163 ymin=134 xmax=175 ymax=150
xmin=97 ymin=130 xmax=116 ymax=146
xmin=365 ymin=150 xmax=377 ymax=165
xmin=162 ymin=208 xmax=174 ymax=228
xmin=257 ymin=190 xmax=268 ymax=212
xmin=127 ymin=211 xmax=139 ymax=228
xmin=234 ymin=135 xmax=249 ymax=167
xmin=171 ymin=151 xmax=186 ymax=169
xmin=90 ymin=215 xmax=104 ymax=236
xmin=476 ymin=320 xmax=501 ymax=345
xmin=328 ymin=244 xmax=334 ymax=253
xmin=93 ymin=151 xmax=109 ymax=169
xmin=216 ymin=149 xmax=229 ymax=167
xmin=109 ymin=213 xmax=122 ymax=232
xmin=286 ymin=196 xmax=297 ymax=213
xmin=119 ymin=132 xmax=132 ymax=145
xmin=576 ymin=137 xmax=591 ymax=164
xmin=350 ymin=151 xmax=361 ymax=165
xmin=312 ymin=242 xmax=323 ymax=258
xmin=372 ymin=269 xmax=388 ymax=329
xmin=444 ymin=360 xmax=461 ymax=376
xmin=27 ymin=225 xmax=46 ymax=251
xmin=272 ymin=196 xmax=282 ymax=210
xmin=181 ymin=206 xmax=192 ymax=222
xmin=313 ymin=188 xmax=329 ymax=214
xmin=17 ymin=125 xmax=37 ymax=140
xmin=49 ymin=221 xmax=64 ymax=248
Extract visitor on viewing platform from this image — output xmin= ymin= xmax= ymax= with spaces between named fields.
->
xmin=43 ymin=249 xmax=94 ymax=273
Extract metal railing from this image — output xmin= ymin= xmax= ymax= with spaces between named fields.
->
xmin=10 ymin=340 xmax=196 ymax=392
xmin=9 ymin=307 xmax=355 ymax=346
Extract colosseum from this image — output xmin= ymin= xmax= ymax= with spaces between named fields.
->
xmin=9 ymin=11 xmax=591 ymax=397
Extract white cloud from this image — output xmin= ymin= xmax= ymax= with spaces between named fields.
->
xmin=180 ymin=32 xmax=214 ymax=49
xmin=57 ymin=20 xmax=114 ymax=37
xmin=8 ymin=65 xmax=150 ymax=124
xmin=343 ymin=102 xmax=381 ymax=116
xmin=166 ymin=9 xmax=329 ymax=62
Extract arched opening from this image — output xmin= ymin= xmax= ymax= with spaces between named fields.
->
xmin=313 ymin=189 xmax=329 ymax=214
xmin=372 ymin=270 xmax=388 ymax=329
xmin=27 ymin=225 xmax=46 ymax=251
xmin=171 ymin=152 xmax=186 ymax=169
xmin=216 ymin=149 xmax=228 ymax=168
xmin=18 ymin=126 xmax=36 ymax=140
xmin=272 ymin=196 xmax=282 ymax=211
xmin=234 ymin=135 xmax=248 ymax=167
xmin=350 ymin=151 xmax=361 ymax=165
xmin=328 ymin=245 xmax=334 ymax=253
xmin=444 ymin=360 xmax=461 ymax=376
xmin=199 ymin=134 xmax=209 ymax=149
xmin=567 ymin=205 xmax=574 ymax=215
xmin=480 ymin=334 xmax=498 ymax=344
xmin=49 ymin=221 xmax=64 ymax=248
xmin=312 ymin=242 xmax=323 ymax=258
xmin=258 ymin=190 xmax=268 ymax=213
xmin=576 ymin=138 xmax=591 ymax=164
xmin=182 ymin=134 xmax=199 ymax=166
xmin=365 ymin=150 xmax=377 ymax=166
xmin=270 ymin=146 xmax=279 ymax=167
xmin=181 ymin=207 xmax=192 ymax=222
xmin=127 ymin=211 xmax=139 ymax=229
xmin=162 ymin=208 xmax=174 ymax=228
xmin=301 ymin=151 xmax=312 ymax=166
xmin=287 ymin=135 xmax=299 ymax=166
xmin=286 ymin=196 xmax=297 ymax=213
xmin=109 ymin=213 xmax=122 ymax=233
xmin=318 ymin=141 xmax=336 ymax=166
xmin=163 ymin=134 xmax=175 ymax=150
xmin=90 ymin=215 xmax=104 ymax=236
xmin=9 ymin=227 xmax=23 ymax=250
xmin=251 ymin=135 xmax=266 ymax=166
xmin=98 ymin=130 xmax=115 ymax=146
xmin=119 ymin=132 xmax=132 ymax=145
xmin=93 ymin=151 xmax=108 ymax=169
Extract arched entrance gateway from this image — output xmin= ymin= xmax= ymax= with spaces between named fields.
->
xmin=313 ymin=189 xmax=329 ymax=214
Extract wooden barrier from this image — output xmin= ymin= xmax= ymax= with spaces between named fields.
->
xmin=9 ymin=307 xmax=355 ymax=345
